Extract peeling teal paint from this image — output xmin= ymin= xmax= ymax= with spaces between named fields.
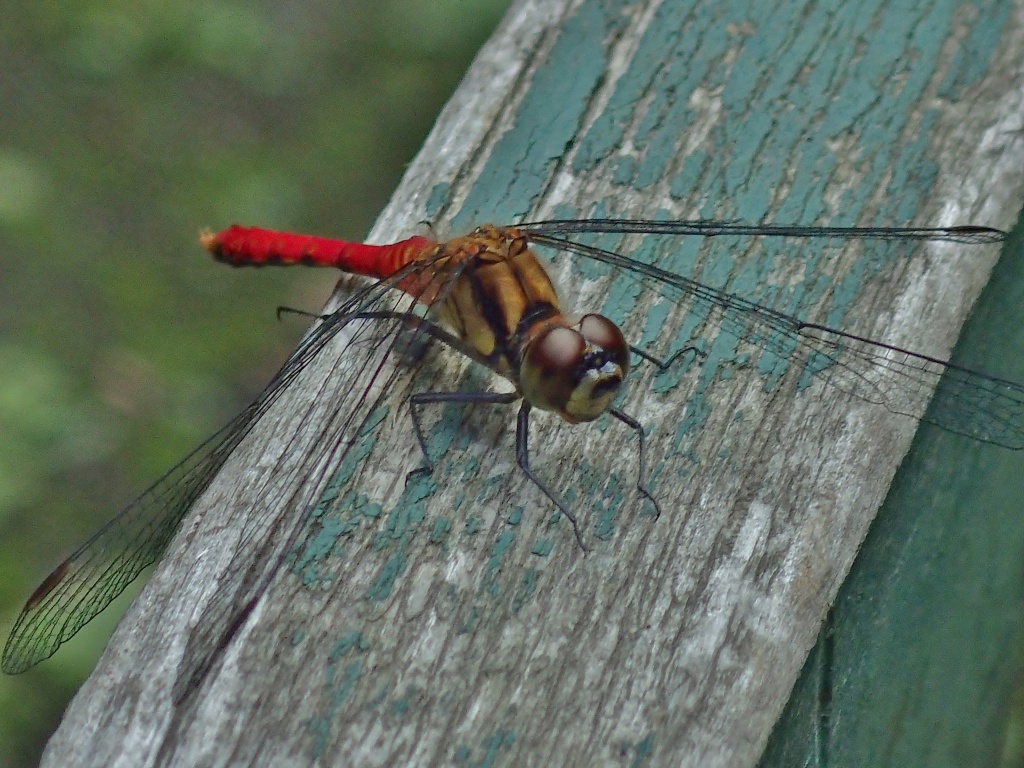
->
xmin=329 ymin=631 xmax=368 ymax=659
xmin=591 ymin=470 xmax=626 ymax=540
xmin=291 ymin=490 xmax=383 ymax=588
xmin=620 ymin=731 xmax=655 ymax=767
xmin=474 ymin=475 xmax=507 ymax=504
xmin=325 ymin=405 xmax=388 ymax=491
xmin=307 ymin=631 xmax=369 ymax=758
xmin=460 ymin=606 xmax=481 ymax=634
xmin=938 ymin=3 xmax=1012 ymax=93
xmin=452 ymin=2 xmax=629 ymax=228
xmin=365 ymin=545 xmax=408 ymax=601
xmin=295 ymin=4 xmax=1011 ymax=750
xmin=291 ymin=402 xmax=391 ymax=587
xmin=512 ymin=568 xmax=538 ymax=612
xmin=430 ymin=516 xmax=453 ymax=544
xmin=530 ymin=539 xmax=554 ymax=557
xmin=544 ymin=510 xmax=566 ymax=533
xmin=453 ymin=728 xmax=517 ymax=768
xmin=425 ymin=182 xmax=452 ymax=223
xmin=375 ymin=498 xmax=427 ymax=545
xmin=389 ymin=694 xmax=410 ymax=717
xmin=408 ymin=401 xmax=472 ymax=478
xmin=216 ymin=3 xmax=1024 ymax=763
xmin=482 ymin=531 xmax=518 ymax=598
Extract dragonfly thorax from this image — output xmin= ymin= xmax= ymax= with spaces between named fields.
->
xmin=519 ymin=313 xmax=629 ymax=423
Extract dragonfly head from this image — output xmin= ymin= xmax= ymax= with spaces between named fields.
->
xmin=520 ymin=314 xmax=630 ymax=423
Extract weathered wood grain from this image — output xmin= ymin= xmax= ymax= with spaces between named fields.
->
xmin=42 ymin=0 xmax=1024 ymax=766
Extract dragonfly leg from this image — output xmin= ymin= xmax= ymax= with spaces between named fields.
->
xmin=514 ymin=403 xmax=589 ymax=552
xmin=629 ymin=343 xmax=706 ymax=371
xmin=276 ymin=304 xmax=328 ymax=322
xmin=346 ymin=310 xmax=497 ymax=371
xmin=407 ymin=390 xmax=519 ymax=483
xmin=608 ymin=407 xmax=661 ymax=519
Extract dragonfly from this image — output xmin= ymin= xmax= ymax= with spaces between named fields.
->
xmin=3 ymin=216 xmax=1020 ymax=675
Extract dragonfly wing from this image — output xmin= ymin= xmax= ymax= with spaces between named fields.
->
xmin=2 ymin=411 xmax=254 ymax=674
xmin=797 ymin=323 xmax=1024 ymax=449
xmin=168 ymin=263 xmax=469 ymax=700
xmin=525 ymin=232 xmax=1024 ymax=450
xmin=2 ymin=258 xmax=454 ymax=675
xmin=518 ymin=218 xmax=1007 ymax=245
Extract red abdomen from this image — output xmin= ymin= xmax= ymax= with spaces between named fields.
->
xmin=201 ymin=225 xmax=437 ymax=281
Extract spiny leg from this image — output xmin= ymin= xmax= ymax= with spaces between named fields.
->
xmin=629 ymin=343 xmax=706 ymax=371
xmin=279 ymin=305 xmax=520 ymax=485
xmin=514 ymin=403 xmax=588 ymax=552
xmin=609 ymin=407 xmax=661 ymax=519
xmin=282 ymin=304 xmax=592 ymax=547
xmin=277 ymin=304 xmax=343 ymax=323
xmin=407 ymin=390 xmax=518 ymax=483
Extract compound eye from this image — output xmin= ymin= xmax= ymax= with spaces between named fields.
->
xmin=519 ymin=316 xmax=630 ymax=423
xmin=579 ymin=315 xmax=630 ymax=377
xmin=521 ymin=327 xmax=585 ymax=414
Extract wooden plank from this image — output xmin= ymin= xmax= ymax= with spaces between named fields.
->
xmin=761 ymin=222 xmax=1024 ymax=765
xmin=38 ymin=0 xmax=1024 ymax=766
xmin=761 ymin=2 xmax=1024 ymax=761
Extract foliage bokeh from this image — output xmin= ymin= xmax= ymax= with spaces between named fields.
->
xmin=0 ymin=1 xmax=508 ymax=763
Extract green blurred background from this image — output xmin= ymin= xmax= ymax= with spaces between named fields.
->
xmin=0 ymin=1 xmax=507 ymax=763
xmin=5 ymin=3 xmax=1023 ymax=766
